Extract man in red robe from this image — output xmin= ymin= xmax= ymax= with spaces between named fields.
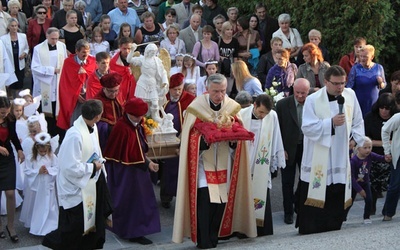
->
xmin=160 ymin=73 xmax=195 ymax=208
xmin=86 ymin=52 xmax=112 ymax=100
xmin=57 ymin=39 xmax=96 ymax=130
xmin=94 ymin=72 xmax=123 ymax=150
xmin=109 ymin=37 xmax=136 ymax=105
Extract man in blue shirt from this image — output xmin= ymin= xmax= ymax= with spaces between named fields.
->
xmin=108 ymin=0 xmax=141 ymax=35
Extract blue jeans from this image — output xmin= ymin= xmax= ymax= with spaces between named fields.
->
xmin=382 ymin=158 xmax=400 ymax=217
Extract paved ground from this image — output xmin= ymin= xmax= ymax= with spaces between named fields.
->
xmin=1 ymin=171 xmax=399 ymax=250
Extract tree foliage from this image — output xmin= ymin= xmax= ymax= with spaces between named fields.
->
xmin=218 ymin=0 xmax=400 ymax=75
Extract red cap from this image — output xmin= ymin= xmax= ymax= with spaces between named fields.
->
xmin=169 ymin=73 xmax=185 ymax=89
xmin=124 ymin=97 xmax=148 ymax=117
xmin=100 ymin=72 xmax=122 ymax=88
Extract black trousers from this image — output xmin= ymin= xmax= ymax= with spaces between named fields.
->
xmin=281 ymin=143 xmax=303 ymax=216
xmin=296 ymin=181 xmax=345 ymax=235
xmin=257 ymin=188 xmax=273 ymax=236
xmin=196 ymin=187 xmax=226 ymax=249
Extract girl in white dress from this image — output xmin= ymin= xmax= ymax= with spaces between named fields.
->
xmin=24 ymin=132 xmax=58 ymax=236
xmin=180 ymin=54 xmax=200 ymax=86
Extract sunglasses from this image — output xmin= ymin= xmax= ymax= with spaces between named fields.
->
xmin=37 ymin=11 xmax=46 ymax=14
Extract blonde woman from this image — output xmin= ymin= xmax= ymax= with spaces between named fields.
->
xmin=231 ymin=60 xmax=263 ymax=96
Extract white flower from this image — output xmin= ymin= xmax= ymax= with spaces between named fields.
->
xmin=272 ymin=81 xmax=281 ymax=87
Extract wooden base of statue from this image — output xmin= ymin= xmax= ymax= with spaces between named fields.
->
xmin=146 ymin=132 xmax=180 ymax=160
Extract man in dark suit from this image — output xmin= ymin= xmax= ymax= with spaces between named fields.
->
xmin=255 ymin=3 xmax=279 ymax=55
xmin=179 ymin=13 xmax=203 ymax=53
xmin=275 ymin=78 xmax=310 ymax=224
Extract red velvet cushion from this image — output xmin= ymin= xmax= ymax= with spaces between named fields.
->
xmin=194 ymin=121 xmax=254 ymax=144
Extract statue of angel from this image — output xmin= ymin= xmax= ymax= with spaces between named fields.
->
xmin=127 ymin=43 xmax=170 ymax=123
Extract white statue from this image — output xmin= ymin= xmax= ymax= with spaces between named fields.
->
xmin=127 ymin=43 xmax=169 ymax=123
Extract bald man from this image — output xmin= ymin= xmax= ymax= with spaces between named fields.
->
xmin=179 ymin=14 xmax=203 ymax=53
xmin=275 ymin=78 xmax=310 ymax=224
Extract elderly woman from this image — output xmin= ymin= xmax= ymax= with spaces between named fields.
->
xmin=134 ymin=11 xmax=164 ymax=54
xmin=364 ymin=93 xmax=396 ymax=215
xmin=347 ymin=44 xmax=386 ymax=117
xmin=272 ymin=13 xmax=303 ymax=62
xmin=59 ymin=10 xmax=85 ymax=55
xmin=265 ymin=48 xmax=297 ymax=96
xmin=296 ymin=29 xmax=330 ymax=65
xmin=7 ymin=0 xmax=27 ymax=33
xmin=0 ymin=18 xmax=29 ymax=98
xmin=297 ymin=42 xmax=330 ymax=93
xmin=232 ymin=60 xmax=263 ymax=96
xmin=235 ymin=16 xmax=262 ymax=73
xmin=192 ymin=25 xmax=220 ymax=74
xmin=160 ymin=24 xmax=186 ymax=63
xmin=227 ymin=7 xmax=238 ymax=35
xmin=257 ymin=37 xmax=283 ymax=85
xmin=27 ymin=5 xmax=51 ymax=53
xmin=212 ymin=14 xmax=225 ymax=41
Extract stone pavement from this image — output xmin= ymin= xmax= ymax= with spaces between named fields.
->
xmin=2 ymin=179 xmax=400 ymax=249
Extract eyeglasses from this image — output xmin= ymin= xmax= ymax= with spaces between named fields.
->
xmin=37 ymin=12 xmax=46 ymax=14
xmin=379 ymin=106 xmax=391 ymax=110
xmin=328 ymin=81 xmax=346 ymax=86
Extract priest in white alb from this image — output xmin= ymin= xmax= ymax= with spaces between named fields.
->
xmin=31 ymin=27 xmax=67 ymax=136
xmin=240 ymin=94 xmax=286 ymax=236
xmin=296 ymin=65 xmax=365 ymax=234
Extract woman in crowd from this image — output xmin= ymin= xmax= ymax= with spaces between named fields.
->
xmin=212 ymin=14 xmax=226 ymax=41
xmin=272 ymin=13 xmax=303 ymax=62
xmin=161 ymin=8 xmax=179 ymax=30
xmin=226 ymin=7 xmax=238 ymax=35
xmin=59 ymin=10 xmax=85 ymax=55
xmin=232 ymin=60 xmax=263 ymax=96
xmin=160 ymin=24 xmax=186 ymax=65
xmin=364 ymin=93 xmax=396 ymax=215
xmin=297 ymin=42 xmax=330 ymax=93
xmin=265 ymin=48 xmax=297 ymax=97
xmin=257 ymin=37 xmax=283 ymax=85
xmin=249 ymin=14 xmax=259 ymax=31
xmin=8 ymin=0 xmax=27 ymax=33
xmin=134 ymin=11 xmax=164 ymax=54
xmin=234 ymin=16 xmax=262 ymax=72
xmin=296 ymin=29 xmax=330 ymax=65
xmin=27 ymin=5 xmax=51 ymax=54
xmin=217 ymin=21 xmax=239 ymax=94
xmin=0 ymin=18 xmax=29 ymax=98
xmin=347 ymin=44 xmax=386 ymax=117
xmin=192 ymin=25 xmax=220 ymax=74
xmin=0 ymin=96 xmax=25 ymax=243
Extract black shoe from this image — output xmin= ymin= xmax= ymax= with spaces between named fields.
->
xmin=161 ymin=201 xmax=171 ymax=209
xmin=284 ymin=214 xmax=293 ymax=224
xmin=129 ymin=236 xmax=152 ymax=245
xmin=6 ymin=226 xmax=18 ymax=243
xmin=0 ymin=231 xmax=5 ymax=239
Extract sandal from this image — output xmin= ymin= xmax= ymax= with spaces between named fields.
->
xmin=6 ymin=226 xmax=18 ymax=243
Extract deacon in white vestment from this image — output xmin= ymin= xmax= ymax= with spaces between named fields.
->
xmin=296 ymin=65 xmax=365 ymax=234
xmin=42 ymin=100 xmax=113 ymax=249
xmin=240 ymin=94 xmax=285 ymax=236
xmin=31 ymin=27 xmax=67 ymax=136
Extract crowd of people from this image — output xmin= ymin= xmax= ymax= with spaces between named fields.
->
xmin=0 ymin=0 xmax=399 ymax=249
